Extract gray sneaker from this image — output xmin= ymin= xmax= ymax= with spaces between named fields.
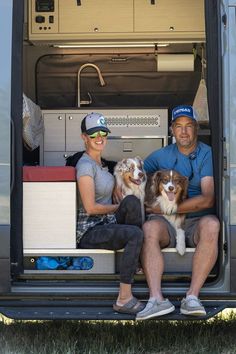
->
xmin=136 ymin=299 xmax=175 ymax=320
xmin=180 ymin=296 xmax=206 ymax=316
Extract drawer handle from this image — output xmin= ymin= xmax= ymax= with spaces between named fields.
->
xmin=58 ymin=116 xmax=63 ymax=120
xmin=63 ymin=154 xmax=68 ymax=158
xmin=68 ymin=116 xmax=73 ymax=120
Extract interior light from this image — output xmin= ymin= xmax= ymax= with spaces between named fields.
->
xmin=53 ymin=42 xmax=170 ymax=49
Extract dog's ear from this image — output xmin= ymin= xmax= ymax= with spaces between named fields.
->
xmin=135 ymin=156 xmax=142 ymax=162
xmin=145 ymin=171 xmax=162 ymax=204
xmin=150 ymin=171 xmax=162 ymax=195
xmin=181 ymin=176 xmax=189 ymax=200
xmin=134 ymin=156 xmax=144 ymax=168
xmin=114 ymin=160 xmax=124 ymax=174
xmin=145 ymin=174 xmax=153 ymax=203
xmin=115 ymin=159 xmax=130 ymax=174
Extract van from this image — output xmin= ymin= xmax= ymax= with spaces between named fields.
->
xmin=0 ymin=0 xmax=236 ymax=320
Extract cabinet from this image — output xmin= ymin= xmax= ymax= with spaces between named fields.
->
xmin=59 ymin=0 xmax=133 ymax=34
xmin=28 ymin=0 xmax=205 ymax=43
xmin=41 ymin=109 xmax=168 ymax=166
xmin=44 ymin=113 xmax=65 ymax=151
xmin=42 ymin=112 xmax=85 ymax=166
xmin=23 ymin=166 xmax=77 ymax=249
xmin=134 ymin=0 xmax=205 ymax=34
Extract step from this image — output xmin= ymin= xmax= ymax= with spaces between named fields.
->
xmin=0 ymin=299 xmax=229 ymax=321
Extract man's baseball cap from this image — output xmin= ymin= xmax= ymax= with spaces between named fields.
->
xmin=172 ymin=105 xmax=198 ymax=122
xmin=81 ymin=112 xmax=111 ymax=135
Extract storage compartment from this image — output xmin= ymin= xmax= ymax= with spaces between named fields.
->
xmin=23 ymin=166 xmax=77 ymax=249
xmin=24 ymin=249 xmax=115 ymax=274
xmin=134 ymin=0 xmax=205 ymax=34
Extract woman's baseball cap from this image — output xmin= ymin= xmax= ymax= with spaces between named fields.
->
xmin=81 ymin=112 xmax=111 ymax=134
xmin=172 ymin=105 xmax=198 ymax=122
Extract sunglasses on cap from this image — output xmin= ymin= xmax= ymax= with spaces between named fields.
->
xmin=88 ymin=131 xmax=108 ymax=139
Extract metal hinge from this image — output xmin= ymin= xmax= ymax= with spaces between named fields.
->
xmin=222 ymin=13 xmax=227 ymax=28
xmin=223 ymin=156 xmax=227 ymax=171
xmin=223 ymin=242 xmax=228 ymax=253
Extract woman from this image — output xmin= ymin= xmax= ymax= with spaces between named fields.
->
xmin=76 ymin=112 xmax=144 ymax=314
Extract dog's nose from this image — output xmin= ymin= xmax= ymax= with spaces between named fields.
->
xmin=168 ymin=186 xmax=174 ymax=192
xmin=138 ymin=172 xmax=144 ymax=178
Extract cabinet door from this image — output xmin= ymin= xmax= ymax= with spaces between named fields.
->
xmin=43 ymin=152 xmax=67 ymax=166
xmin=43 ymin=113 xmax=65 ymax=151
xmin=102 ymin=138 xmax=164 ymax=162
xmin=134 ymin=0 xmax=205 ymax=33
xmin=66 ymin=114 xmax=86 ymax=152
xmin=59 ymin=0 xmax=133 ymax=33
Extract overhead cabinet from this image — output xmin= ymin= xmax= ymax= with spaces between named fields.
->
xmin=134 ymin=0 xmax=205 ymax=33
xmin=28 ymin=0 xmax=205 ymax=43
xmin=59 ymin=0 xmax=133 ymax=33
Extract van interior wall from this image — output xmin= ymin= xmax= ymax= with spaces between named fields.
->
xmin=29 ymin=48 xmax=202 ymax=116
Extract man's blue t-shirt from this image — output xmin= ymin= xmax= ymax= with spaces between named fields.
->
xmin=144 ymin=141 xmax=214 ymax=217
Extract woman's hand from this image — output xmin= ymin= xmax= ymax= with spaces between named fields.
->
xmin=113 ymin=184 xmax=123 ymax=204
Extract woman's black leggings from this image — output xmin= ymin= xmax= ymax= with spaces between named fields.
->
xmin=79 ymin=195 xmax=144 ymax=284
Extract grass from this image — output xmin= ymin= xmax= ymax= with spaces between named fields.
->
xmin=0 ymin=310 xmax=236 ymax=354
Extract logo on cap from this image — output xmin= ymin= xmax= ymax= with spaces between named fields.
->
xmin=97 ymin=117 xmax=106 ymax=126
xmin=172 ymin=105 xmax=197 ymax=122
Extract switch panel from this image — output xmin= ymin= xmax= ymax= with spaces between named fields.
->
xmin=29 ymin=0 xmax=58 ymax=35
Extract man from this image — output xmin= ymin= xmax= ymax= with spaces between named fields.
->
xmin=136 ymin=105 xmax=220 ymax=320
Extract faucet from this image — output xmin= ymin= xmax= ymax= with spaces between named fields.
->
xmin=77 ymin=63 xmax=106 ymax=107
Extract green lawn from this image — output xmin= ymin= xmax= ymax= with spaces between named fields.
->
xmin=1 ymin=310 xmax=236 ymax=354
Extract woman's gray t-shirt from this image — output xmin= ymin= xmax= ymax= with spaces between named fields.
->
xmin=76 ymin=152 xmax=115 ymax=205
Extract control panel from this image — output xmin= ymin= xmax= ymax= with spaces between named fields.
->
xmin=29 ymin=0 xmax=58 ymax=35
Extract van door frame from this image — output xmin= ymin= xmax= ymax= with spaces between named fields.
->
xmin=10 ymin=0 xmax=24 ymax=279
xmin=0 ymin=0 xmax=14 ymax=292
xmin=0 ymin=0 xmax=24 ymax=293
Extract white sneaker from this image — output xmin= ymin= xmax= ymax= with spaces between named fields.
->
xmin=180 ymin=295 xmax=206 ymax=316
xmin=136 ymin=299 xmax=175 ymax=320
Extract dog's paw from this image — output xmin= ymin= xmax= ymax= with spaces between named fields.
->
xmin=165 ymin=204 xmax=177 ymax=216
xmin=176 ymin=229 xmax=186 ymax=256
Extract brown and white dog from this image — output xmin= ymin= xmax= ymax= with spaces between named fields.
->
xmin=145 ymin=170 xmax=188 ymax=255
xmin=114 ymin=156 xmax=147 ymax=223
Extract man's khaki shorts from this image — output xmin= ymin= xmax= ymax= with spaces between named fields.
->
xmin=146 ymin=214 xmax=201 ymax=248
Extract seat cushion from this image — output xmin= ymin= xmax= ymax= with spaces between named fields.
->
xmin=23 ymin=166 xmax=76 ymax=182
